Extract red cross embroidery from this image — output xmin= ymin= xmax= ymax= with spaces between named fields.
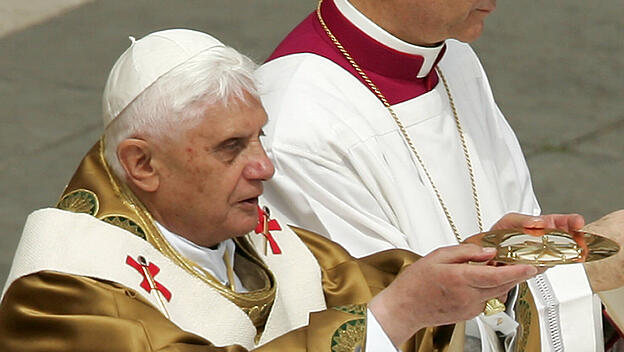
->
xmin=254 ymin=206 xmax=282 ymax=255
xmin=126 ymin=255 xmax=172 ymax=301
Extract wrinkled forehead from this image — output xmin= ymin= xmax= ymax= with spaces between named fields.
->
xmin=205 ymin=93 xmax=267 ymax=126
xmin=168 ymin=93 xmax=268 ymax=142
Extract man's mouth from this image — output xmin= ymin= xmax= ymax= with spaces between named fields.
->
xmin=240 ymin=197 xmax=259 ymax=206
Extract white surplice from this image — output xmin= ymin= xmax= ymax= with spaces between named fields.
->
xmin=257 ymin=0 xmax=601 ymax=350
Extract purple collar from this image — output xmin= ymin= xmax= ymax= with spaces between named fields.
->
xmin=266 ymin=0 xmax=446 ymax=104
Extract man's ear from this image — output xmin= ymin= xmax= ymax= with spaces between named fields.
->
xmin=117 ymin=139 xmax=160 ymax=192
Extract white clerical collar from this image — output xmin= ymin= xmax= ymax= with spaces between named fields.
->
xmin=334 ymin=0 xmax=444 ymax=78
xmin=155 ymin=222 xmax=246 ymax=292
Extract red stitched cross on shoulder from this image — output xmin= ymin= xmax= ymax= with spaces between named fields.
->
xmin=126 ymin=255 xmax=172 ymax=301
xmin=255 ymin=206 xmax=282 ymax=255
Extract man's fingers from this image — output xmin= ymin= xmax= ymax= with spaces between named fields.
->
xmin=522 ymin=216 xmax=548 ymax=229
xmin=491 ymin=212 xmax=585 ymax=232
xmin=569 ymin=214 xmax=585 ymax=230
xmin=491 ymin=212 xmax=543 ymax=230
xmin=467 ymin=264 xmax=537 ymax=289
xmin=478 ymin=283 xmax=519 ymax=302
xmin=544 ymin=214 xmax=585 ymax=231
xmin=431 ymin=244 xmax=497 ymax=264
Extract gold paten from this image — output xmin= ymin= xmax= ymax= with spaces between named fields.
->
xmin=57 ymin=138 xmax=276 ymax=330
xmin=464 ymin=228 xmax=620 ymax=267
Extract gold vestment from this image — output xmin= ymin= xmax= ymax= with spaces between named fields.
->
xmin=0 ymin=140 xmax=540 ymax=351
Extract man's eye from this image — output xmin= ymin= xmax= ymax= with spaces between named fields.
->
xmin=215 ymin=139 xmax=246 ymax=162
xmin=222 ymin=140 xmax=242 ymax=151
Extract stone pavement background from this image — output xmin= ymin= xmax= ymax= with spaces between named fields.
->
xmin=0 ymin=0 xmax=622 ymax=285
xmin=0 ymin=0 xmax=95 ymax=38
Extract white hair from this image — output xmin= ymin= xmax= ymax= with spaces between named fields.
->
xmin=103 ymin=46 xmax=259 ymax=180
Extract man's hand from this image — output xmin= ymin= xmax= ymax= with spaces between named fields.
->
xmin=491 ymin=212 xmax=585 ymax=232
xmin=582 ymin=210 xmax=624 ymax=292
xmin=368 ymin=244 xmax=538 ymax=347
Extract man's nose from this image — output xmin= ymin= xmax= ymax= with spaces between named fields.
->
xmin=243 ymin=146 xmax=275 ymax=181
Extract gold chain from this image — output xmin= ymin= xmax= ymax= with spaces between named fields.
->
xmin=316 ymin=0 xmax=483 ymax=242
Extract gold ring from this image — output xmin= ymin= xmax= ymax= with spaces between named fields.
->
xmin=484 ymin=298 xmax=506 ymax=316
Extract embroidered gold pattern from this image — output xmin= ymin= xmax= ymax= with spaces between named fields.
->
xmin=331 ymin=319 xmax=366 ymax=352
xmin=515 ymin=284 xmax=531 ymax=352
xmin=332 ymin=304 xmax=367 ymax=317
xmin=102 ymin=215 xmax=146 ymax=240
xmin=57 ymin=189 xmax=99 ymax=215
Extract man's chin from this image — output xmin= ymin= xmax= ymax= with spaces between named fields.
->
xmin=455 ymin=24 xmax=484 ymax=43
xmin=230 ymin=214 xmax=259 ymax=237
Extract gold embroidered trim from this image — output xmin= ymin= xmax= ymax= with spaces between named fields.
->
xmin=515 ymin=284 xmax=531 ymax=352
xmin=332 ymin=304 xmax=367 ymax=317
xmin=331 ymin=319 xmax=366 ymax=352
xmin=57 ymin=189 xmax=99 ymax=215
xmin=101 ymin=215 xmax=146 ymax=240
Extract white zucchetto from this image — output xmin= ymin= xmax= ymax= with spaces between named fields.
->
xmin=102 ymin=28 xmax=224 ymax=126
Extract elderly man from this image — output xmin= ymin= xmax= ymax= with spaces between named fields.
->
xmin=0 ymin=29 xmax=544 ymax=351
xmin=257 ymin=0 xmax=624 ymax=351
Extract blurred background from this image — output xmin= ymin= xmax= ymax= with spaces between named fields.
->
xmin=1 ymin=0 xmax=622 ymax=285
